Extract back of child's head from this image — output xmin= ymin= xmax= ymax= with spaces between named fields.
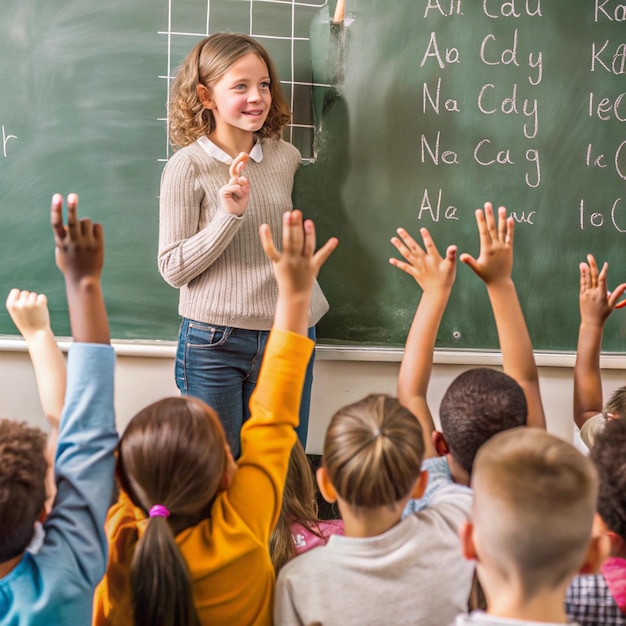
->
xmin=116 ymin=396 xmax=228 ymax=626
xmin=0 ymin=419 xmax=47 ymax=562
xmin=168 ymin=32 xmax=291 ymax=147
xmin=590 ymin=416 xmax=626 ymax=543
xmin=604 ymin=385 xmax=626 ymax=419
xmin=270 ymin=439 xmax=319 ymax=572
xmin=439 ymin=367 xmax=527 ymax=476
xmin=471 ymin=427 xmax=598 ymax=597
xmin=323 ymin=394 xmax=424 ymax=508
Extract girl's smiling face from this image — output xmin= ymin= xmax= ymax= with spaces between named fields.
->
xmin=201 ymin=52 xmax=272 ymax=138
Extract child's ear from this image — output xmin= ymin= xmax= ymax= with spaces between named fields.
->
xmin=432 ymin=431 xmax=449 ymax=457
xmin=607 ymin=531 xmax=625 ymax=556
xmin=316 ymin=467 xmax=337 ymax=503
xmin=410 ymin=470 xmax=429 ymax=500
xmin=459 ymin=520 xmax=479 ymax=562
xmin=578 ymin=513 xmax=611 ymax=575
xmin=196 ymin=84 xmax=215 ymax=109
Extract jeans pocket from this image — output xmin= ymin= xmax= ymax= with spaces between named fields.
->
xmin=185 ymin=321 xmax=232 ymax=349
xmin=175 ymin=319 xmax=233 ymax=393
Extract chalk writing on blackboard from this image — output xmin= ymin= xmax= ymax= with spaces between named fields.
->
xmin=2 ymin=126 xmax=17 ymax=158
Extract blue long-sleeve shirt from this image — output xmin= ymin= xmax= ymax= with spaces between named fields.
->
xmin=0 ymin=343 xmax=117 ymax=625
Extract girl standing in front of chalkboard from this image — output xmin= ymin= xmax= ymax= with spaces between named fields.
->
xmin=158 ymin=33 xmax=328 ymax=458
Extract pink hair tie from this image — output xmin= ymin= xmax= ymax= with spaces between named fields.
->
xmin=149 ymin=504 xmax=170 ymax=518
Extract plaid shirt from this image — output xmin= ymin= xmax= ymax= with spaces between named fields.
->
xmin=566 ymin=573 xmax=626 ymax=626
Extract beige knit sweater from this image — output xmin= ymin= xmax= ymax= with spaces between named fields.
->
xmin=158 ymin=136 xmax=329 ymax=330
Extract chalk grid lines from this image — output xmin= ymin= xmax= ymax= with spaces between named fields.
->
xmin=159 ymin=0 xmax=329 ymax=161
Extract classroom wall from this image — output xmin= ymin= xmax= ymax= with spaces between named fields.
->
xmin=3 ymin=342 xmax=625 ymax=454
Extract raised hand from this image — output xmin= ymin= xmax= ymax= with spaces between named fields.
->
xmin=50 ymin=193 xmax=109 ymax=344
xmin=460 ymin=202 xmax=513 ymax=285
xmin=260 ymin=210 xmax=338 ymax=297
xmin=6 ymin=289 xmax=52 ymax=340
xmin=462 ymin=201 xmax=545 ymax=429
xmin=51 ymin=193 xmax=104 ymax=283
xmin=579 ymin=254 xmax=626 ymax=328
xmin=219 ymin=152 xmax=250 ymax=216
xmin=260 ymin=210 xmax=337 ymax=335
xmin=390 ymin=227 xmax=456 ymax=456
xmin=390 ymin=227 xmax=457 ymax=293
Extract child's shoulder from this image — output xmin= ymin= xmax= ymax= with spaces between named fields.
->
xmin=259 ymin=136 xmax=302 ymax=164
xmin=161 ymin=140 xmax=221 ymax=184
xmin=165 ymin=140 xmax=207 ymax=165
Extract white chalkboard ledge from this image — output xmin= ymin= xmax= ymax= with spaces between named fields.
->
xmin=2 ymin=336 xmax=626 ymax=369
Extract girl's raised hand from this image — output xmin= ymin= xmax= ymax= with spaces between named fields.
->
xmin=260 ymin=210 xmax=338 ymax=298
xmin=51 ymin=193 xmax=104 ymax=283
xmin=6 ymin=289 xmax=52 ymax=339
xmin=460 ymin=202 xmax=514 ymax=286
xmin=389 ymin=227 xmax=457 ymax=293
xmin=579 ymin=254 xmax=626 ymax=326
xmin=219 ymin=152 xmax=250 ymax=216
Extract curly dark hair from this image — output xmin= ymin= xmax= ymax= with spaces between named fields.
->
xmin=439 ymin=368 xmax=528 ymax=476
xmin=0 ymin=419 xmax=47 ymax=561
xmin=590 ymin=416 xmax=626 ymax=541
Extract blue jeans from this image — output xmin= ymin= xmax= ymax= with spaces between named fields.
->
xmin=175 ymin=319 xmax=315 ymax=459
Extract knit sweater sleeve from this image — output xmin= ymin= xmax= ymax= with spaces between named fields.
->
xmin=158 ymin=148 xmax=244 ymax=288
xmin=224 ymin=329 xmax=314 ymax=539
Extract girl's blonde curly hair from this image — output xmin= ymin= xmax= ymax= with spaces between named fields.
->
xmin=168 ymin=33 xmax=291 ymax=148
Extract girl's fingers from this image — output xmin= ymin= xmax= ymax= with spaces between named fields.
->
xmin=608 ymin=283 xmax=626 ymax=309
xmin=395 ymin=228 xmax=424 ymax=257
xmin=302 ymin=219 xmax=317 ymax=259
xmin=445 ymin=245 xmax=458 ymax=262
xmin=580 ymin=263 xmax=590 ymax=290
xmin=459 ymin=252 xmax=481 ymax=277
xmin=505 ymin=215 xmax=515 ymax=246
xmin=587 ymin=254 xmax=599 ymax=286
xmin=282 ymin=210 xmax=304 ymax=255
xmin=474 ymin=208 xmax=491 ymax=248
xmin=229 ymin=152 xmax=249 ymax=179
xmin=483 ymin=202 xmax=497 ymax=238
xmin=390 ymin=237 xmax=415 ymax=264
xmin=497 ymin=205 xmax=507 ymax=241
xmin=50 ymin=194 xmax=66 ymax=241
xmin=420 ymin=227 xmax=442 ymax=258
xmin=597 ymin=262 xmax=608 ymax=291
xmin=259 ymin=224 xmax=280 ymax=262
xmin=313 ymin=237 xmax=339 ymax=271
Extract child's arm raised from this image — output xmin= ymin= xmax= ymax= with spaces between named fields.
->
xmin=390 ymin=227 xmax=457 ymax=458
xmin=51 ymin=193 xmax=109 ymax=344
xmin=228 ymin=211 xmax=337 ymax=537
xmin=43 ymin=193 xmax=117 ymax=603
xmin=6 ymin=289 xmax=66 ymax=510
xmin=574 ymin=255 xmax=626 ymax=430
xmin=460 ymin=203 xmax=546 ymax=429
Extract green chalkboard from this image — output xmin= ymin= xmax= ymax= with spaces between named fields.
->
xmin=0 ymin=0 xmax=326 ymax=341
xmin=0 ymin=0 xmax=174 ymax=339
xmin=297 ymin=0 xmax=626 ymax=351
xmin=1 ymin=0 xmax=625 ymax=353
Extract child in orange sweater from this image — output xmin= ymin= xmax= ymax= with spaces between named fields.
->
xmin=93 ymin=208 xmax=337 ymax=626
